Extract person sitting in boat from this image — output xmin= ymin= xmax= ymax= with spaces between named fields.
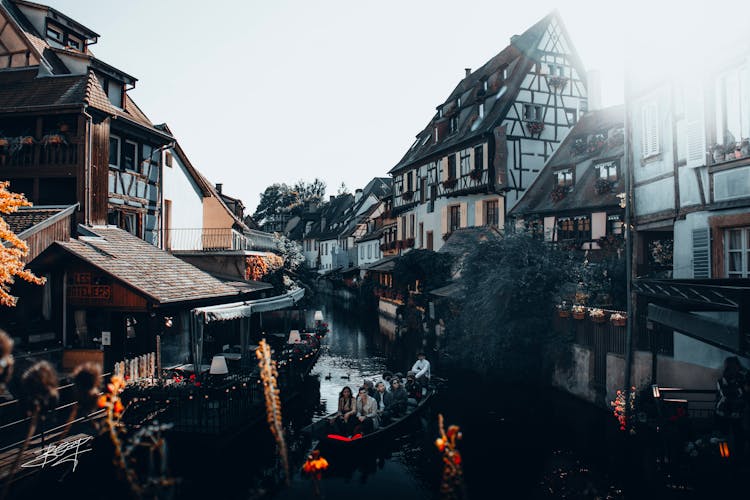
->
xmin=373 ymin=381 xmax=390 ymax=425
xmin=363 ymin=379 xmax=376 ymax=397
xmin=329 ymin=386 xmax=357 ymax=435
xmin=353 ymin=386 xmax=379 ymax=435
xmin=405 ymin=372 xmax=422 ymax=406
xmin=382 ymin=371 xmax=393 ymax=392
xmin=411 ymin=352 xmax=431 ymax=390
xmin=388 ymin=377 xmax=408 ymax=418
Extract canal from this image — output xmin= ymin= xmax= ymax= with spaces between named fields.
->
xmin=69 ymin=296 xmax=726 ymax=500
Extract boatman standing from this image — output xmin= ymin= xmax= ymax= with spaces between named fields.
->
xmin=411 ymin=352 xmax=431 ymax=392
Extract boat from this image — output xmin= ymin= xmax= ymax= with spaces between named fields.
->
xmin=302 ymin=388 xmax=435 ymax=450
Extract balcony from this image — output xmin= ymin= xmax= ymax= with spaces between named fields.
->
xmin=438 ymin=169 xmax=490 ymax=197
xmin=0 ymin=141 xmax=79 ymax=168
xmin=161 ymin=228 xmax=250 ymax=252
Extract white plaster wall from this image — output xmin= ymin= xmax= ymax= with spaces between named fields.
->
xmin=318 ymin=238 xmax=338 ymax=271
xmin=678 ymin=166 xmax=704 ymax=207
xmin=356 ymin=240 xmax=382 ymax=267
xmin=162 ymin=151 xmax=204 ymax=250
xmin=635 ymin=177 xmax=675 ymax=216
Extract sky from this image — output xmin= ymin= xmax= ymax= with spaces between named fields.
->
xmin=50 ymin=0 xmax=750 ymax=214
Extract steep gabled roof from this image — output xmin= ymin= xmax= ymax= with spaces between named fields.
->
xmin=305 ymin=194 xmax=354 ymax=240
xmin=390 ymin=11 xmax=584 ymax=175
xmin=510 ymin=105 xmax=625 ymax=217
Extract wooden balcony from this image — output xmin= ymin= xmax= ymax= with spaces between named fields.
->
xmin=0 ymin=142 xmax=79 ymax=168
xmin=438 ymin=169 xmax=490 ymax=197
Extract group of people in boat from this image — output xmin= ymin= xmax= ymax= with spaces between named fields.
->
xmin=328 ymin=352 xmax=431 ymax=437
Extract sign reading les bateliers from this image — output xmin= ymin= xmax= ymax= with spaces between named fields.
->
xmin=68 ymin=272 xmax=112 ymax=301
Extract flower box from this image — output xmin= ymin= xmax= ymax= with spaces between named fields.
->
xmin=571 ymin=305 xmax=586 ymax=320
xmin=594 ymin=178 xmax=612 ymax=195
xmin=547 ymin=76 xmax=569 ymax=89
xmin=526 ymin=120 xmax=544 ymax=135
xmin=0 ymin=138 xmax=8 ymax=148
xmin=589 ymin=308 xmax=606 ymax=323
xmin=610 ymin=313 xmax=627 ymax=327
xmin=551 ymin=184 xmax=567 ymax=203
xmin=442 ymin=178 xmax=457 ymax=190
xmin=402 ymin=190 xmax=414 ymax=201
xmin=469 ymin=169 xmax=483 ymax=181
xmin=558 ymin=310 xmax=571 ymax=318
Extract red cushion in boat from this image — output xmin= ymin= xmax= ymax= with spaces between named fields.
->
xmin=327 ymin=433 xmax=363 ymax=442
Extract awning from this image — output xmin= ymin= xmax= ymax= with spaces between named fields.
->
xmin=429 ymin=282 xmax=465 ymax=299
xmin=366 ymin=256 xmax=398 ymax=272
xmin=194 ymin=287 xmax=305 ymax=323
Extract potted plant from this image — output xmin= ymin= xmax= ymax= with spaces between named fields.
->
xmin=594 ymin=178 xmax=612 ymax=195
xmin=589 ymin=308 xmax=606 ymax=323
xmin=550 ymin=184 xmax=567 ymax=203
xmin=526 ymin=120 xmax=544 ymax=135
xmin=557 ymin=302 xmax=571 ymax=318
xmin=572 ymin=304 xmax=586 ymax=320
xmin=712 ymin=144 xmax=725 ymax=163
xmin=0 ymin=136 xmax=8 ymax=148
xmin=741 ymin=138 xmax=750 ymax=158
xmin=610 ymin=312 xmax=627 ymax=327
xmin=402 ymin=190 xmax=414 ymax=201
xmin=442 ymin=178 xmax=457 ymax=190
xmin=572 ymin=137 xmax=587 ymax=156
xmin=469 ymin=168 xmax=483 ymax=181
xmin=547 ymin=75 xmax=569 ymax=89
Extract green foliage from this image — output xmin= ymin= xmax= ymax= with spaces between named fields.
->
xmin=253 ymin=179 xmax=327 ymax=223
xmin=450 ymin=233 xmax=576 ymax=384
xmin=393 ymin=250 xmax=454 ymax=295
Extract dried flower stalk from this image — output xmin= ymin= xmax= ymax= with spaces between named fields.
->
xmin=435 ymin=413 xmax=466 ymax=500
xmin=256 ymin=339 xmax=289 ymax=484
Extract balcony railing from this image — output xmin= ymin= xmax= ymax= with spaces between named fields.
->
xmin=0 ymin=142 xmax=79 ymax=168
xmin=245 ymin=229 xmax=278 ymax=252
xmin=438 ymin=169 xmax=489 ymax=197
xmin=161 ymin=228 xmax=249 ymax=252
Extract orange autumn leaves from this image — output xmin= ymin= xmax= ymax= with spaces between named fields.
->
xmin=245 ymin=254 xmax=284 ymax=281
xmin=98 ymin=374 xmax=126 ymax=417
xmin=0 ymin=181 xmax=45 ymax=306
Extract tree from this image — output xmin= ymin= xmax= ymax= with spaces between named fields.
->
xmin=392 ymin=250 xmax=454 ymax=296
xmin=293 ymin=178 xmax=326 ymax=205
xmin=450 ymin=233 xmax=576 ymax=384
xmin=0 ymin=181 xmax=45 ymax=306
xmin=252 ymin=179 xmax=328 ymax=224
xmin=274 ymin=234 xmax=305 ymax=272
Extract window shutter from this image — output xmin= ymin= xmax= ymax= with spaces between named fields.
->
xmin=460 ymin=202 xmax=468 ymax=228
xmin=441 ymin=206 xmax=448 ymax=235
xmin=692 ymin=228 xmax=711 ymax=278
xmin=641 ymin=102 xmax=659 ymax=157
xmin=475 ymin=200 xmax=484 ymax=227
xmin=684 ymin=83 xmax=706 ymax=168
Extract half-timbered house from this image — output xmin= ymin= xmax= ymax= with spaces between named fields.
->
xmin=0 ymin=0 xmax=172 ymax=244
xmin=628 ymin=40 xmax=750 ymax=391
xmin=388 ymin=12 xmax=588 ymax=251
xmin=510 ymin=105 xmax=625 ymax=250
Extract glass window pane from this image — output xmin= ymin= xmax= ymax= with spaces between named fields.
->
xmin=729 ymin=229 xmax=742 ymax=250
xmin=728 ymin=251 xmax=742 ymax=273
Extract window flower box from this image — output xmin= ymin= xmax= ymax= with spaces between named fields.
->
xmin=589 ymin=308 xmax=606 ymax=323
xmin=557 ymin=303 xmax=571 ymax=318
xmin=547 ymin=75 xmax=569 ymax=89
xmin=42 ymin=134 xmax=65 ymax=145
xmin=572 ymin=304 xmax=586 ymax=320
xmin=0 ymin=137 xmax=9 ymax=148
xmin=526 ymin=120 xmax=544 ymax=135
xmin=594 ymin=178 xmax=612 ymax=195
xmin=19 ymin=136 xmax=35 ymax=146
xmin=442 ymin=178 xmax=457 ymax=190
xmin=610 ymin=313 xmax=627 ymax=327
xmin=469 ymin=168 xmax=483 ymax=181
xmin=551 ymin=184 xmax=567 ymax=203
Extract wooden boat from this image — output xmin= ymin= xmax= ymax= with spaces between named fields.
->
xmin=302 ymin=389 xmax=435 ymax=450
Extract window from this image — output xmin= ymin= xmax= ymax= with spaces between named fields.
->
xmin=106 ymin=80 xmax=123 ymax=108
xmin=725 ymin=227 xmax=750 ymax=278
xmin=420 ymin=177 xmax=427 ymax=203
xmin=474 ymin=145 xmax=484 ymax=170
xmin=716 ymin=69 xmax=750 ymax=147
xmin=555 ymin=168 xmax=574 ymax=187
xmin=502 ymin=67 xmax=508 ymax=80
xmin=141 ymin=144 xmax=153 ymax=174
xmin=557 ymin=216 xmax=591 ymax=242
xmin=449 ymin=205 xmax=461 ymax=232
xmin=524 ymin=104 xmax=543 ymax=121
xmin=409 ymin=214 xmax=415 ymax=238
xmin=165 ymin=151 xmax=173 ymax=168
xmin=419 ymin=222 xmax=424 ymax=248
xmin=367 ymin=244 xmax=372 ymax=259
xmin=109 ymin=135 xmax=121 ymax=167
xmin=565 ymin=108 xmax=577 ymax=125
xmin=483 ymin=79 xmax=488 ymax=92
xmin=484 ymin=200 xmax=499 ymax=226
xmin=401 ymin=216 xmax=407 ymax=240
xmin=46 ymin=25 xmax=63 ymax=42
xmin=478 ymin=102 xmax=484 ymax=119
xmin=124 ymin=141 xmax=137 ymax=170
xmin=449 ymin=116 xmax=458 ymax=134
xmin=597 ymin=161 xmax=618 ymax=181
xmin=67 ymin=35 xmax=83 ymax=51
xmin=459 ymin=149 xmax=472 ymax=175
xmin=426 ymin=231 xmax=434 ymax=250
xmin=607 ymin=214 xmax=624 ymax=235
xmin=457 ymin=97 xmax=461 ymax=107
xmin=447 ymin=155 xmax=456 ymax=179
xmin=434 ymin=126 xmax=439 ymax=143
xmin=641 ymin=102 xmax=660 ymax=157
xmin=406 ymin=171 xmax=413 ymax=192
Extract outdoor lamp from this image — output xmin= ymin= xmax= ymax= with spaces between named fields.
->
xmin=314 ymin=311 xmax=324 ymax=322
xmin=651 ymin=384 xmax=660 ymax=399
xmin=209 ymin=355 xmax=229 ymax=375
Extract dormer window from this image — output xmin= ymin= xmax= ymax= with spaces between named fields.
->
xmin=478 ymin=103 xmax=485 ymax=119
xmin=434 ymin=126 xmax=439 ymax=143
xmin=555 ymin=168 xmax=574 ymax=187
xmin=101 ymin=78 xmax=123 ymax=108
xmin=503 ymin=67 xmax=508 ymax=80
xmin=457 ymin=97 xmax=461 ymax=108
xmin=597 ymin=160 xmax=618 ymax=181
xmin=67 ymin=35 xmax=83 ymax=51
xmin=524 ymin=104 xmax=543 ymax=121
xmin=438 ymin=108 xmax=443 ymax=118
xmin=46 ymin=25 xmax=63 ymax=42
xmin=449 ymin=116 xmax=458 ymax=134
xmin=483 ymin=79 xmax=488 ymax=92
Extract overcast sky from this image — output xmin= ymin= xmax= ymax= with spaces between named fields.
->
xmin=51 ymin=0 xmax=748 ymax=213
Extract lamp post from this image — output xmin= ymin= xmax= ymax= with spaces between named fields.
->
xmin=622 ymin=63 xmax=635 ymax=410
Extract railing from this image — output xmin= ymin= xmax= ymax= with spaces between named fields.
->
xmin=245 ymin=229 xmax=278 ymax=252
xmin=0 ymin=142 xmax=79 ymax=168
xmin=438 ymin=169 xmax=489 ymax=197
xmin=161 ymin=228 xmax=249 ymax=252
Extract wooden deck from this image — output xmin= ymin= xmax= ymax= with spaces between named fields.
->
xmin=0 ymin=430 xmax=94 ymax=485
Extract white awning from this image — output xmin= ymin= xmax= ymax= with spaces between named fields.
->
xmin=194 ymin=288 xmax=305 ymax=323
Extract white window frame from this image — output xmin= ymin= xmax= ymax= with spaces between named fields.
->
xmin=725 ymin=227 xmax=750 ymax=278
xmin=109 ymin=135 xmax=121 ymax=167
xmin=46 ymin=25 xmax=63 ymax=42
xmin=67 ymin=35 xmax=83 ymax=51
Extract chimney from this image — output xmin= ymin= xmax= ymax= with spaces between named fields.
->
xmin=216 ymin=183 xmax=223 ymax=194
xmin=354 ymin=188 xmax=363 ymax=203
xmin=465 ymin=68 xmax=471 ymax=77
xmin=586 ymin=69 xmax=602 ymax=112
xmin=329 ymin=195 xmax=335 ymax=202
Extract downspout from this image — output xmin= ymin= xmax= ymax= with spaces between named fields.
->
xmin=623 ymin=67 xmax=635 ymax=403
xmin=82 ymin=106 xmax=93 ymax=225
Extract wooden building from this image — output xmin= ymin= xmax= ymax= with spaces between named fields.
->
xmin=0 ymin=0 xmax=172 ymax=244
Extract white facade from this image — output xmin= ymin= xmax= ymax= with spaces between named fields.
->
xmin=161 ymin=149 xmax=205 ymax=250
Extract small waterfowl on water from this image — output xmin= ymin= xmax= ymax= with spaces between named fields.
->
xmin=324 ymin=372 xmax=332 ymax=380
xmin=340 ymin=373 xmax=350 ymax=380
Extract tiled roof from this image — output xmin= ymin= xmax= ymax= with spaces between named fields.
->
xmin=0 ymin=70 xmax=87 ymax=111
xmin=3 ymin=205 xmax=74 ymax=235
xmin=390 ymin=12 xmax=583 ymax=174
xmin=1 ymin=0 xmax=69 ymax=74
xmin=54 ymin=226 xmax=243 ymax=305
xmin=305 ymin=194 xmax=354 ymax=240
xmin=510 ymin=106 xmax=625 ymax=216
